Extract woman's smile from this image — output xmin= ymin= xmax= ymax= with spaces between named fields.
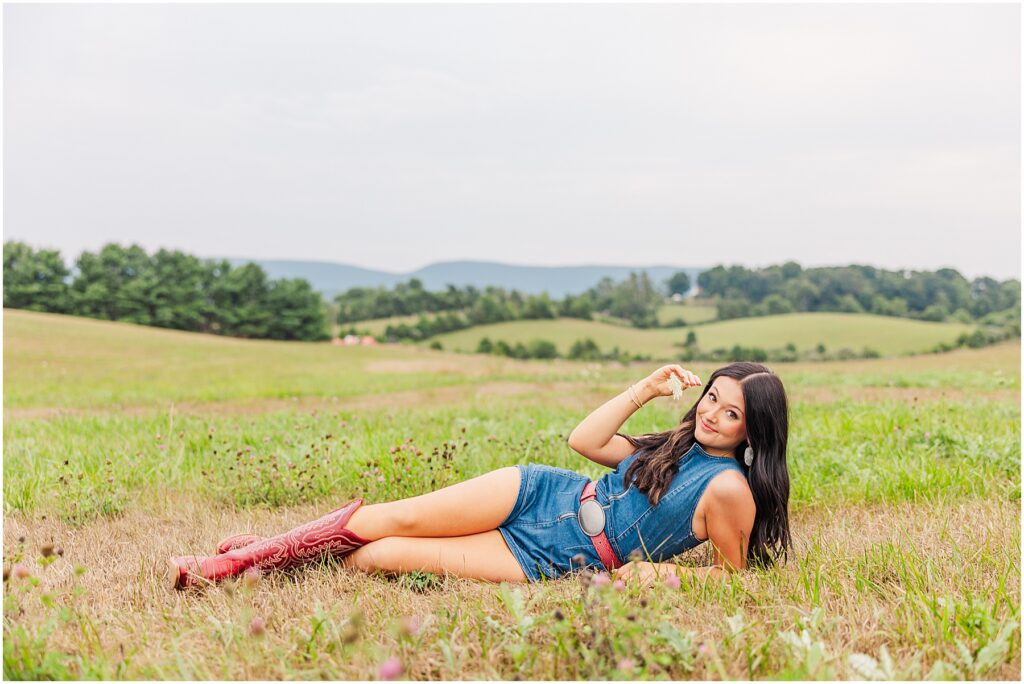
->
xmin=694 ymin=377 xmax=748 ymax=456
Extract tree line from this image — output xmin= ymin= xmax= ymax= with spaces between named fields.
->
xmin=698 ymin=263 xmax=1020 ymax=323
xmin=340 ymin=270 xmax=687 ymax=338
xmin=3 ymin=241 xmax=330 ymax=341
xmin=8 ymin=239 xmax=1018 ymax=345
xmin=460 ymin=336 xmax=650 ymax=363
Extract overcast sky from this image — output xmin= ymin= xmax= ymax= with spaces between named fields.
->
xmin=4 ymin=3 xmax=1020 ymax=279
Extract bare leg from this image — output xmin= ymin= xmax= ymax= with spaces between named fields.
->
xmin=343 ymin=466 xmax=522 ymax=541
xmin=342 ymin=530 xmax=528 ymax=583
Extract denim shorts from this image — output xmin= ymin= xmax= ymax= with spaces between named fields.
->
xmin=497 ymin=463 xmax=607 ymax=582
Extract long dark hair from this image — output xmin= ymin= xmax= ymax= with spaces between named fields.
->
xmin=618 ymin=362 xmax=791 ymax=569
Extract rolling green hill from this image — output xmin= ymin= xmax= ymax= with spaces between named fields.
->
xmin=427 ymin=312 xmax=974 ymax=358
xmin=1 ymin=309 xmax=515 ymax=410
xmin=348 ymin=301 xmax=717 ymax=336
xmin=342 ymin=313 xmax=430 ymax=336
xmin=656 ymin=302 xmax=718 ymax=326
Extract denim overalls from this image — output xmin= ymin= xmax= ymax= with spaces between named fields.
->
xmin=596 ymin=442 xmax=747 ymax=564
xmin=497 ymin=442 xmax=746 ymax=581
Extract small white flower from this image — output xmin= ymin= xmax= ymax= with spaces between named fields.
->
xmin=667 ymin=373 xmax=684 ymax=400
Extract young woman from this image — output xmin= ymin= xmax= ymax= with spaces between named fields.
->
xmin=167 ymin=362 xmax=791 ymax=589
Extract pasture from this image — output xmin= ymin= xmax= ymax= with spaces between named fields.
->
xmin=656 ymin=302 xmax=719 ymax=326
xmin=341 ymin=302 xmax=718 ymax=338
xmin=429 ymin=312 xmax=973 ymax=358
xmin=2 ymin=309 xmax=1020 ymax=679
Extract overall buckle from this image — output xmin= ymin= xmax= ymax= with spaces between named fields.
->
xmin=577 ymin=499 xmax=606 ymax=537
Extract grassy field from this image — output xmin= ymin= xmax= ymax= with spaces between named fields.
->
xmin=343 ymin=313 xmax=434 ymax=337
xmin=429 ymin=312 xmax=973 ymax=358
xmin=3 ymin=309 xmax=1020 ymax=679
xmin=657 ymin=302 xmax=718 ymax=326
xmin=345 ymin=302 xmax=718 ymax=337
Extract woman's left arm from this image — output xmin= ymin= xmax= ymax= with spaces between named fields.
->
xmin=703 ymin=476 xmax=757 ymax=572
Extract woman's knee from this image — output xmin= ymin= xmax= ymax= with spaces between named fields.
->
xmin=345 ymin=538 xmax=400 ymax=573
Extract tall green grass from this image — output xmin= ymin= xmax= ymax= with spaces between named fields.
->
xmin=4 ymin=395 xmax=1018 ymax=522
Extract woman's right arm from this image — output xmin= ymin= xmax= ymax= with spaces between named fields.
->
xmin=567 ymin=365 xmax=701 ymax=468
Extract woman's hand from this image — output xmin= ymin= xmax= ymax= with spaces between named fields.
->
xmin=640 ymin=364 xmax=702 ymax=399
xmin=614 ymin=560 xmax=670 ymax=588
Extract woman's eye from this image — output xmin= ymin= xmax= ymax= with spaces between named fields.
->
xmin=727 ymin=411 xmax=737 ymax=419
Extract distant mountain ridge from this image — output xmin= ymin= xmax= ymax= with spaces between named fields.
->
xmin=221 ymin=258 xmax=702 ymax=299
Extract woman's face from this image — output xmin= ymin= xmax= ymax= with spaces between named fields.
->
xmin=694 ymin=376 xmax=748 ymax=457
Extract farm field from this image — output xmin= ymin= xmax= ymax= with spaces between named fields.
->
xmin=656 ymin=302 xmax=718 ymax=326
xmin=2 ymin=309 xmax=1020 ymax=679
xmin=345 ymin=303 xmax=718 ymax=338
xmin=344 ymin=313 xmax=439 ymax=337
xmin=429 ymin=312 xmax=973 ymax=358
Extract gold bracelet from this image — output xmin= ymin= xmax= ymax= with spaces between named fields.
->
xmin=628 ymin=384 xmax=644 ymax=410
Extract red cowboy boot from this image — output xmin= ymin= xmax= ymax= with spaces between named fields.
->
xmin=212 ymin=501 xmax=357 ymax=554
xmin=215 ymin=534 xmax=263 ymax=554
xmin=168 ymin=498 xmax=371 ymax=590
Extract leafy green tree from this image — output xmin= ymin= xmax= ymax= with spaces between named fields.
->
xmin=780 ymin=278 xmax=820 ymax=311
xmin=146 ymin=249 xmax=208 ymax=331
xmin=835 ymin=294 xmax=865 ymax=314
xmin=203 ymin=262 xmax=272 ymax=338
xmin=716 ymin=299 xmax=752 ymax=320
xmin=781 ymin=261 xmax=802 ymax=279
xmin=568 ymin=337 xmax=602 ymax=360
xmin=3 ymin=241 xmax=71 ymax=312
xmin=667 ymin=271 xmax=691 ymax=297
xmin=70 ymin=243 xmax=153 ymax=322
xmin=493 ymin=340 xmax=513 ymax=357
xmin=559 ymin=293 xmax=594 ymax=320
xmin=526 ymin=339 xmax=558 ymax=359
xmin=468 ymin=295 xmax=515 ymax=325
xmin=917 ymin=303 xmax=949 ymax=322
xmin=264 ymin=278 xmax=330 ymax=340
xmin=522 ymin=293 xmax=558 ymax=319
xmin=608 ymin=272 xmax=661 ymax=327
xmin=761 ymin=294 xmax=794 ymax=315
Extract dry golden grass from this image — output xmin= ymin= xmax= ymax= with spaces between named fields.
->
xmin=3 ymin=495 xmax=1019 ymax=679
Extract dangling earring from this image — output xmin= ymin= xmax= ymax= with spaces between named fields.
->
xmin=743 ymin=445 xmax=754 ymax=466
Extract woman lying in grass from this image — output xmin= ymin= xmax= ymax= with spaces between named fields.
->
xmin=167 ymin=362 xmax=791 ymax=589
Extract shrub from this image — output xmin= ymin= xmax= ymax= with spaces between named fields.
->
xmin=526 ymin=339 xmax=558 ymax=359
